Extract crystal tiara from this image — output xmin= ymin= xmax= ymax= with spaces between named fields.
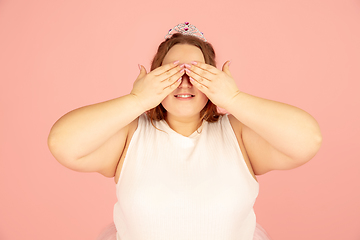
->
xmin=164 ymin=22 xmax=207 ymax=42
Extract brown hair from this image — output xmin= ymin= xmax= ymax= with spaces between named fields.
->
xmin=146 ymin=33 xmax=225 ymax=132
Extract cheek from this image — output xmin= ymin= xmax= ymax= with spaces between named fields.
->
xmin=198 ymin=94 xmax=209 ymax=108
xmin=199 ymin=92 xmax=208 ymax=101
xmin=161 ymin=95 xmax=174 ymax=111
xmin=160 ymin=95 xmax=172 ymax=108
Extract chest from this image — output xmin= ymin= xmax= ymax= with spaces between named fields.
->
xmin=114 ymin=120 xmax=259 ymax=239
xmin=114 ymin=116 xmax=257 ymax=184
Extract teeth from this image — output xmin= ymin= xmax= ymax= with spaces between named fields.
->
xmin=176 ymin=95 xmax=193 ymax=98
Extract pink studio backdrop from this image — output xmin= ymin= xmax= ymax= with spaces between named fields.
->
xmin=1 ymin=0 xmax=359 ymax=239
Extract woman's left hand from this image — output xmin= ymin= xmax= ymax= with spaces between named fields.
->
xmin=184 ymin=61 xmax=241 ymax=110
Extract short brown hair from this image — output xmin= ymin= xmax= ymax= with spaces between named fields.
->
xmin=146 ymin=33 xmax=225 ymax=131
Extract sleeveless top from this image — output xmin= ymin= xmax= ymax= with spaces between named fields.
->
xmin=113 ymin=113 xmax=259 ymax=240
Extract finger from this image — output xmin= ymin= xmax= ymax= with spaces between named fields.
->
xmin=189 ymin=61 xmax=218 ymax=75
xmin=164 ymin=73 xmax=183 ymax=91
xmin=152 ymin=60 xmax=180 ymax=76
xmin=162 ymin=71 xmax=185 ymax=90
xmin=162 ymin=67 xmax=185 ymax=84
xmin=184 ymin=68 xmax=210 ymax=83
xmin=136 ymin=64 xmax=147 ymax=80
xmin=222 ymin=60 xmax=233 ymax=77
xmin=158 ymin=65 xmax=185 ymax=82
xmin=189 ymin=76 xmax=209 ymax=92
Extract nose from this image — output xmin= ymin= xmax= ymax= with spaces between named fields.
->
xmin=178 ymin=74 xmax=193 ymax=88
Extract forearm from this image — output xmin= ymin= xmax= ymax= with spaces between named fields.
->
xmin=47 ymin=94 xmax=145 ymax=160
xmin=226 ymin=92 xmax=322 ymax=161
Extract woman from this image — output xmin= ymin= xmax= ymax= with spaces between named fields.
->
xmin=48 ymin=22 xmax=322 ymax=240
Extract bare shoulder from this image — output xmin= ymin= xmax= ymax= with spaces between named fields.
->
xmin=93 ymin=116 xmax=140 ymax=178
xmin=227 ymin=113 xmax=243 ymax=131
xmin=233 ymin=113 xmax=300 ymax=175
xmin=113 ymin=116 xmax=139 ymax=183
xmin=129 ymin=115 xmax=140 ymax=131
xmin=226 ymin=114 xmax=258 ymax=181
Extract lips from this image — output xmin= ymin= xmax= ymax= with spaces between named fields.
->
xmin=174 ymin=95 xmax=195 ymax=98
xmin=174 ymin=93 xmax=195 ymax=97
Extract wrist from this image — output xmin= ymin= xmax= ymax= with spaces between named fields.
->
xmin=128 ymin=93 xmax=148 ymax=113
xmin=223 ymin=90 xmax=242 ymax=112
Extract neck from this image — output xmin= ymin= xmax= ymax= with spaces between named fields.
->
xmin=165 ymin=114 xmax=203 ymax=137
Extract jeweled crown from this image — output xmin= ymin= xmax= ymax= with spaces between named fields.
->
xmin=165 ymin=22 xmax=207 ymax=42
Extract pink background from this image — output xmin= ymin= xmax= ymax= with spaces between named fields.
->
xmin=1 ymin=0 xmax=359 ymax=239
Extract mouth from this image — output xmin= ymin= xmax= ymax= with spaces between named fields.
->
xmin=174 ymin=95 xmax=195 ymax=98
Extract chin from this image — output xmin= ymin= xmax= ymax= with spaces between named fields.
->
xmin=168 ymin=110 xmax=199 ymax=117
xmin=165 ymin=106 xmax=208 ymax=118
xmin=161 ymin=96 xmax=208 ymax=117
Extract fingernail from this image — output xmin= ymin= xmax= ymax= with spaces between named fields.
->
xmin=179 ymin=64 xmax=185 ymax=68
xmin=228 ymin=61 xmax=232 ymax=66
xmin=184 ymin=64 xmax=192 ymax=68
xmin=138 ymin=64 xmax=141 ymax=70
xmin=185 ymin=69 xmax=191 ymax=74
xmin=180 ymin=69 xmax=185 ymax=74
xmin=177 ymin=76 xmax=182 ymax=82
xmin=191 ymin=61 xmax=197 ymax=65
xmin=173 ymin=60 xmax=180 ymax=65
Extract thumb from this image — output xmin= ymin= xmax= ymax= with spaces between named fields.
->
xmin=222 ymin=60 xmax=232 ymax=76
xmin=137 ymin=64 xmax=147 ymax=78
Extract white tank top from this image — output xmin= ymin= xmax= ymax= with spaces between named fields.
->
xmin=114 ymin=113 xmax=259 ymax=240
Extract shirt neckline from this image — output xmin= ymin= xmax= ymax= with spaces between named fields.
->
xmin=160 ymin=118 xmax=206 ymax=139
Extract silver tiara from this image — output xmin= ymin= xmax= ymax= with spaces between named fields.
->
xmin=165 ymin=22 xmax=207 ymax=42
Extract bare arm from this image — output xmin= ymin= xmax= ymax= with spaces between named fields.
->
xmin=180 ymin=60 xmax=322 ymax=174
xmin=47 ymin=94 xmax=145 ymax=165
xmin=226 ymin=92 xmax=322 ymax=174
xmin=47 ymin=61 xmax=185 ymax=175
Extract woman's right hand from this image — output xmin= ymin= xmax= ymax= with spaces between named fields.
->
xmin=130 ymin=61 xmax=185 ymax=112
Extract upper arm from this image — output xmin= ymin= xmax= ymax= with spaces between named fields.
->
xmin=50 ymin=118 xmax=137 ymax=178
xmin=240 ymin=119 xmax=308 ymax=175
